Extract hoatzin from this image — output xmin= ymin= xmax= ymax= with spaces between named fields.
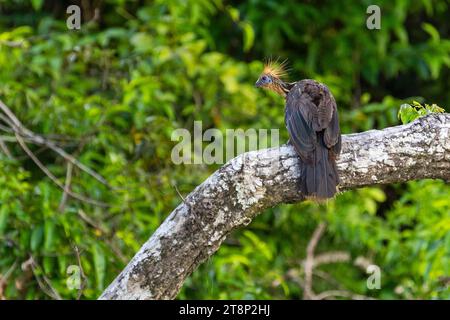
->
xmin=255 ymin=59 xmax=341 ymax=200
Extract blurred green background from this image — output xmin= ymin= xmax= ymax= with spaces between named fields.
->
xmin=0 ymin=0 xmax=449 ymax=299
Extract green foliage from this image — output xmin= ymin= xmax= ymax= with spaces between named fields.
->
xmin=398 ymin=101 xmax=445 ymax=124
xmin=0 ymin=0 xmax=448 ymax=300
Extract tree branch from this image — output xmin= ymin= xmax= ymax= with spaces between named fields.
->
xmin=100 ymin=114 xmax=450 ymax=300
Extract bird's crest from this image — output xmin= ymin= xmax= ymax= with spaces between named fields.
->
xmin=263 ymin=57 xmax=289 ymax=80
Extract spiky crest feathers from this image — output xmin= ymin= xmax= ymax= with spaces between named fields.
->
xmin=262 ymin=58 xmax=289 ymax=80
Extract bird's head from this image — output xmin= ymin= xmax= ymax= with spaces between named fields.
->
xmin=255 ymin=58 xmax=289 ymax=96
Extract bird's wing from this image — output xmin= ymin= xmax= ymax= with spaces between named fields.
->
xmin=285 ymin=88 xmax=318 ymax=162
xmin=318 ymin=86 xmax=341 ymax=153
xmin=323 ymin=101 xmax=341 ymax=154
xmin=317 ymin=86 xmax=334 ymax=130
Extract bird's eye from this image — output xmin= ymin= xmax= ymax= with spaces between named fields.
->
xmin=262 ymin=75 xmax=269 ymax=82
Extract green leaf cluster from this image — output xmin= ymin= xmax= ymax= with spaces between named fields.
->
xmin=398 ymin=101 xmax=445 ymax=124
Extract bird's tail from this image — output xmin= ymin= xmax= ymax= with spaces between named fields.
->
xmin=299 ymin=137 xmax=339 ymax=200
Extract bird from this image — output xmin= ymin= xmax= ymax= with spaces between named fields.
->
xmin=255 ymin=59 xmax=341 ymax=200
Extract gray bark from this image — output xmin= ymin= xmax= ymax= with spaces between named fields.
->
xmin=99 ymin=114 xmax=450 ymax=300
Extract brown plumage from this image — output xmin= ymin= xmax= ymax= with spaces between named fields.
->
xmin=255 ymin=60 xmax=341 ymax=200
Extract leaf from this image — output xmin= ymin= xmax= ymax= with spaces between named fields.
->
xmin=0 ymin=206 xmax=8 ymax=235
xmin=240 ymin=22 xmax=255 ymax=52
xmin=227 ymin=6 xmax=240 ymax=22
xmin=422 ymin=23 xmax=440 ymax=42
xmin=399 ymin=101 xmax=445 ymax=124
xmin=243 ymin=231 xmax=273 ymax=260
xmin=398 ymin=104 xmax=418 ymax=124
xmin=44 ymin=220 xmax=55 ymax=251
xmin=58 ymin=255 xmax=68 ymax=275
xmin=31 ymin=0 xmax=44 ymax=10
xmin=364 ymin=198 xmax=377 ymax=215
xmin=30 ymin=225 xmax=44 ymax=252
xmin=367 ymin=188 xmax=386 ymax=202
xmin=130 ymin=32 xmax=153 ymax=53
xmin=426 ymin=103 xmax=445 ymax=114
xmin=43 ymin=256 xmax=53 ymax=274
xmin=92 ymin=244 xmax=106 ymax=291
xmin=421 ymin=0 xmax=434 ymax=16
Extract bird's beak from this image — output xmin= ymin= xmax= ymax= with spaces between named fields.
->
xmin=255 ymin=79 xmax=262 ymax=88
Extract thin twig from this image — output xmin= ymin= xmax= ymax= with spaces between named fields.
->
xmin=354 ymin=256 xmax=374 ymax=271
xmin=58 ymin=161 xmax=74 ymax=212
xmin=73 ymin=245 xmax=87 ymax=300
xmin=27 ymin=255 xmax=62 ymax=300
xmin=14 ymin=132 xmax=108 ymax=207
xmin=303 ymin=222 xmax=327 ymax=300
xmin=105 ymin=239 xmax=128 ymax=264
xmin=0 ymin=122 xmax=14 ymax=133
xmin=0 ymin=40 xmax=25 ymax=48
xmin=14 ymin=145 xmax=48 ymax=161
xmin=0 ymin=260 xmax=18 ymax=299
xmin=0 ymin=138 xmax=13 ymax=159
xmin=312 ymin=270 xmax=345 ymax=289
xmin=301 ymin=251 xmax=351 ymax=268
xmin=77 ymin=209 xmax=128 ymax=263
xmin=173 ymin=184 xmax=185 ymax=202
xmin=77 ymin=209 xmax=107 ymax=232
xmin=314 ymin=290 xmax=375 ymax=300
xmin=0 ymin=99 xmax=111 ymax=188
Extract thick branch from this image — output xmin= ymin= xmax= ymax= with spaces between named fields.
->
xmin=100 ymin=114 xmax=450 ymax=300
